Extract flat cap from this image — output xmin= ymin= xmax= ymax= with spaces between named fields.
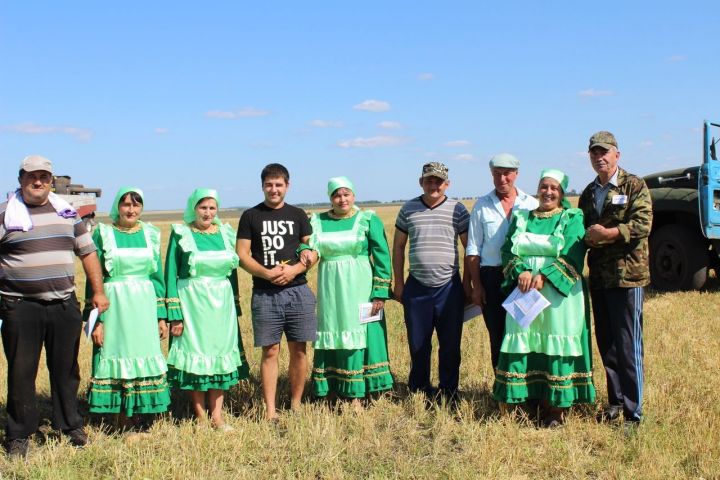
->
xmin=489 ymin=153 xmax=520 ymax=169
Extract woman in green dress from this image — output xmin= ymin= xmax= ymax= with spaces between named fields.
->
xmin=165 ymin=188 xmax=249 ymax=431
xmin=308 ymin=176 xmax=393 ymax=403
xmin=493 ymin=169 xmax=596 ymax=427
xmin=86 ymin=187 xmax=171 ymax=429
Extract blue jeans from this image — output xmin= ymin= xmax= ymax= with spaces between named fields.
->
xmin=402 ymin=274 xmax=465 ymax=393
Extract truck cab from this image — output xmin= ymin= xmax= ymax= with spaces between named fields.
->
xmin=644 ymin=120 xmax=720 ymax=290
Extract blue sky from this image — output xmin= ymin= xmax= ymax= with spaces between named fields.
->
xmin=2 ymin=1 xmax=719 ymax=211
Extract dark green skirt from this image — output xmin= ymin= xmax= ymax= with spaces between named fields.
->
xmin=493 ymin=312 xmax=596 ymax=407
xmin=88 ymin=375 xmax=171 ymax=416
xmin=312 ymin=320 xmax=393 ymax=398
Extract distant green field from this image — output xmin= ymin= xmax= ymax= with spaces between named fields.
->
xmin=0 ymin=203 xmax=718 ymax=478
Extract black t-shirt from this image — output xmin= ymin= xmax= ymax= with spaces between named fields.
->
xmin=237 ymin=202 xmax=312 ymax=290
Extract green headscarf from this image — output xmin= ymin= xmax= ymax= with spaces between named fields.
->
xmin=539 ymin=168 xmax=571 ymax=209
xmin=183 ymin=188 xmax=221 ymax=225
xmin=109 ymin=186 xmax=144 ymax=222
xmin=327 ymin=176 xmax=355 ymax=198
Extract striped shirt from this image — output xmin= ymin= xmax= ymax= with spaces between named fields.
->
xmin=0 ymin=201 xmax=96 ymax=301
xmin=395 ymin=196 xmax=470 ymax=288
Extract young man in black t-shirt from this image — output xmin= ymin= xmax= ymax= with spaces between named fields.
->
xmin=236 ymin=163 xmax=317 ymax=421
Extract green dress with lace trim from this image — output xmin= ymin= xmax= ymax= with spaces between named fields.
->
xmin=84 ymin=222 xmax=171 ymax=416
xmin=493 ymin=207 xmax=596 ymax=407
xmin=165 ymin=224 xmax=249 ymax=391
xmin=309 ymin=210 xmax=393 ymax=398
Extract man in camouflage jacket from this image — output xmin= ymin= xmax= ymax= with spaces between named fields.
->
xmin=578 ymin=131 xmax=652 ymax=426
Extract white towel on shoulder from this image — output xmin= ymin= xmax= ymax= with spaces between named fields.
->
xmin=4 ymin=189 xmax=77 ymax=232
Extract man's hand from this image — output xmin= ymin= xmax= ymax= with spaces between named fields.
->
xmin=92 ymin=292 xmax=110 ymax=314
xmin=585 ymin=224 xmax=619 ymax=247
xmin=270 ymin=263 xmax=303 ymax=286
xmin=170 ymin=321 xmax=184 ymax=337
xmin=158 ymin=320 xmax=169 ymax=340
xmin=392 ymin=282 xmax=404 ymax=304
xmin=471 ymin=283 xmax=487 ymax=308
xmin=91 ymin=322 xmax=104 ymax=347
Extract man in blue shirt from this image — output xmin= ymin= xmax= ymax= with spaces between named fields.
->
xmin=466 ymin=154 xmax=538 ymax=369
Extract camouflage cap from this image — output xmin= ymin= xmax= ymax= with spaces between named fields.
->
xmin=421 ymin=162 xmax=448 ymax=180
xmin=588 ymin=131 xmax=618 ymax=151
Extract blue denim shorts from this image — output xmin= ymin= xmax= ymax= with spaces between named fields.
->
xmin=251 ymin=284 xmax=318 ymax=347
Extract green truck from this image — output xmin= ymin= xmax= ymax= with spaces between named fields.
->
xmin=644 ymin=120 xmax=720 ymax=290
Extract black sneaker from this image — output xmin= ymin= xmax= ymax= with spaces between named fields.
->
xmin=63 ymin=427 xmax=88 ymax=447
xmin=5 ymin=437 xmax=30 ymax=459
xmin=596 ymin=405 xmax=622 ymax=423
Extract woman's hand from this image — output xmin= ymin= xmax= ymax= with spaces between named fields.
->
xmin=299 ymin=249 xmax=317 ymax=268
xmin=91 ymin=322 xmax=104 ymax=347
xmin=370 ymin=299 xmax=385 ymax=316
xmin=531 ymin=274 xmax=545 ymax=291
xmin=158 ymin=320 xmax=169 ymax=340
xmin=170 ymin=321 xmax=184 ymax=337
xmin=517 ymin=271 xmax=533 ymax=293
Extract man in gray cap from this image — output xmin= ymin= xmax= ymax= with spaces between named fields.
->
xmin=0 ymin=156 xmax=109 ymax=457
xmin=578 ymin=132 xmax=652 ymax=428
xmin=466 ymin=154 xmax=538 ymax=369
xmin=393 ymin=162 xmax=470 ymax=402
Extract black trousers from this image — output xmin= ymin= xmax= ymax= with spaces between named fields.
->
xmin=479 ymin=266 xmax=507 ymax=369
xmin=590 ymin=287 xmax=645 ymax=422
xmin=1 ymin=294 xmax=84 ymax=440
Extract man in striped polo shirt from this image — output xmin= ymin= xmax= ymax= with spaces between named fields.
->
xmin=0 ymin=155 xmax=109 ymax=458
xmin=392 ymin=162 xmax=470 ymax=403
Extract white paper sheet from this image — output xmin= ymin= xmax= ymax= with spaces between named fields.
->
xmin=501 ymin=287 xmax=550 ymax=329
xmin=83 ymin=308 xmax=99 ymax=339
xmin=463 ymin=304 xmax=482 ymax=323
xmin=359 ymin=303 xmax=384 ymax=324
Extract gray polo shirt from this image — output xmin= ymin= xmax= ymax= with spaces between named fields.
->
xmin=395 ymin=196 xmax=469 ymax=288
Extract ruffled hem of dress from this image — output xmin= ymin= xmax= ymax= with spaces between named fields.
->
xmin=501 ymin=332 xmax=583 ymax=357
xmin=88 ymin=375 xmax=170 ymax=416
xmin=167 ymin=347 xmax=243 ymax=376
xmin=313 ymin=367 xmax=393 ymax=398
xmin=168 ymin=368 xmax=240 ymax=391
xmin=493 ymin=379 xmax=596 ymax=408
xmin=93 ymin=354 xmax=168 ymax=380
xmin=314 ymin=330 xmax=366 ymax=350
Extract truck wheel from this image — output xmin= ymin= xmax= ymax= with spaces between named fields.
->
xmin=650 ymin=224 xmax=708 ymax=290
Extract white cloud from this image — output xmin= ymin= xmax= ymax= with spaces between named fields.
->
xmin=205 ymin=107 xmax=270 ymax=119
xmin=378 ymin=121 xmax=402 ymax=130
xmin=337 ymin=135 xmax=409 ymax=148
xmin=640 ymin=140 xmax=654 ymax=148
xmin=445 ymin=140 xmax=471 ymax=147
xmin=154 ymin=128 xmax=169 ymax=134
xmin=309 ymin=119 xmax=344 ymax=128
xmin=418 ymin=73 xmax=434 ymax=81
xmin=454 ymin=153 xmax=476 ymax=162
xmin=0 ymin=122 xmax=92 ymax=141
xmin=579 ymin=88 xmax=615 ymax=97
xmin=353 ymin=99 xmax=391 ymax=112
xmin=667 ymin=55 xmax=687 ymax=63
